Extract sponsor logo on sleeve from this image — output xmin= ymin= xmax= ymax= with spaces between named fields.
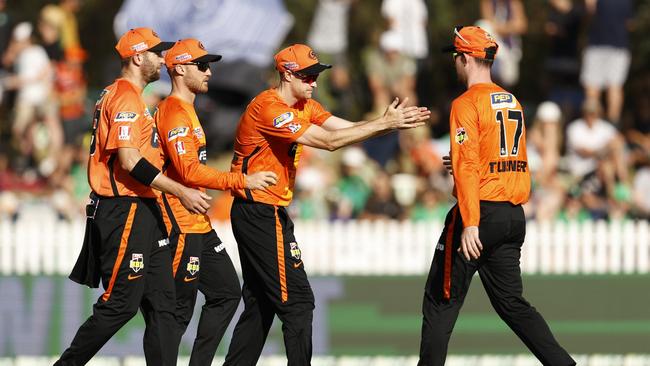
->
xmin=455 ymin=127 xmax=467 ymax=145
xmin=118 ymin=126 xmax=131 ymax=141
xmin=198 ymin=146 xmax=207 ymax=164
xmin=193 ymin=127 xmax=204 ymax=139
xmin=273 ymin=112 xmax=294 ymax=128
xmin=114 ymin=111 xmax=138 ymax=122
xmin=167 ymin=127 xmax=189 ymax=141
xmin=287 ymin=123 xmax=302 ymax=134
xmin=151 ymin=127 xmax=160 ymax=147
xmin=490 ymin=93 xmax=516 ymax=109
xmin=175 ymin=141 xmax=186 ymax=155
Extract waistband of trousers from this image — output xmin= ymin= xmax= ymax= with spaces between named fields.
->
xmin=479 ymin=200 xmax=521 ymax=208
xmin=91 ymin=191 xmax=157 ymax=204
xmin=233 ymin=196 xmax=281 ymax=208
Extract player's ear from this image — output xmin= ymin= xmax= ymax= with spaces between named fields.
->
xmin=132 ymin=52 xmax=144 ymax=66
xmin=174 ymin=64 xmax=186 ymax=76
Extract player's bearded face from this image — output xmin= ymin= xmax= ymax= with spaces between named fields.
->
xmin=185 ymin=65 xmax=211 ymax=94
xmin=142 ymin=51 xmax=162 ymax=83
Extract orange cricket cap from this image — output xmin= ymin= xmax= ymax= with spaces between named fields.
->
xmin=115 ymin=27 xmax=174 ymax=59
xmin=274 ymin=44 xmax=331 ymax=75
xmin=164 ymin=38 xmax=222 ymax=69
xmin=442 ymin=26 xmax=498 ymax=61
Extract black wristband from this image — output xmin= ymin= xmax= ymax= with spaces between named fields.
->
xmin=129 ymin=158 xmax=161 ymax=186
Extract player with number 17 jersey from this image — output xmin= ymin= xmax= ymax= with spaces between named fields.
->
xmin=449 ymin=83 xmax=531 ymax=228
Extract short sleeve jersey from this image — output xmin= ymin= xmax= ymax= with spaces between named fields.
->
xmin=87 ymin=78 xmax=161 ymax=198
xmin=449 ymin=83 xmax=531 ymax=227
xmin=155 ymin=96 xmax=245 ymax=234
xmin=230 ymin=88 xmax=332 ymax=206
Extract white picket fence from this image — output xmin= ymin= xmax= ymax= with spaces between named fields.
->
xmin=3 ymin=355 xmax=650 ymax=366
xmin=0 ymin=215 xmax=648 ymax=275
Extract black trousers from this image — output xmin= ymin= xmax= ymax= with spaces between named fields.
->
xmin=418 ymin=202 xmax=576 ymax=366
xmin=224 ymin=198 xmax=314 ymax=366
xmin=164 ymin=229 xmax=241 ymax=366
xmin=55 ymin=197 xmax=176 ymax=366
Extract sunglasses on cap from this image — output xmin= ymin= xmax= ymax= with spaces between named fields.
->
xmin=183 ymin=61 xmax=210 ymax=72
xmin=454 ymin=25 xmax=470 ymax=45
xmin=293 ymin=72 xmax=318 ymax=84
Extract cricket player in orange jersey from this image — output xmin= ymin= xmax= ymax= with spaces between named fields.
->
xmin=57 ymin=28 xmax=212 ymax=366
xmin=154 ymin=38 xmax=277 ymax=365
xmin=417 ymin=26 xmax=575 ymax=366
xmin=223 ymin=44 xmax=430 ymax=366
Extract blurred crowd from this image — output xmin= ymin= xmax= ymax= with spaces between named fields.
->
xmin=0 ymin=0 xmax=89 ymax=220
xmin=0 ymin=0 xmax=649 ymax=223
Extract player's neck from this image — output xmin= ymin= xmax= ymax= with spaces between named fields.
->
xmin=466 ymin=70 xmax=493 ymax=89
xmin=121 ymin=68 xmax=147 ymax=91
xmin=276 ymin=83 xmax=300 ymax=107
xmin=170 ymin=80 xmax=196 ymax=104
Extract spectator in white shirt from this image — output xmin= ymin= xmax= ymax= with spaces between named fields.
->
xmin=566 ymin=99 xmax=629 ymax=218
xmin=381 ymin=0 xmax=428 ymax=61
xmin=2 ymin=22 xmax=61 ymax=175
xmin=566 ymin=99 xmax=626 ymax=182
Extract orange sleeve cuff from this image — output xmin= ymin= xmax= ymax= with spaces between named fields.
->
xmin=197 ymin=165 xmax=246 ymax=191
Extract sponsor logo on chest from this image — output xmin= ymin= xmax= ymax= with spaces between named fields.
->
xmin=273 ymin=112 xmax=294 ymax=128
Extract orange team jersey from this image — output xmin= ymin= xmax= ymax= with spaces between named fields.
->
xmin=450 ymin=83 xmax=531 ymax=227
xmin=87 ymin=78 xmax=161 ymax=198
xmin=155 ymin=96 xmax=246 ymax=234
xmin=231 ymin=88 xmax=332 ymax=206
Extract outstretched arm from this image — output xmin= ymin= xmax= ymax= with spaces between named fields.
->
xmin=297 ymin=98 xmax=430 ymax=151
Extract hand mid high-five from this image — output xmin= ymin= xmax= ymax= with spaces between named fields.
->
xmin=383 ymin=97 xmax=431 ymax=130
